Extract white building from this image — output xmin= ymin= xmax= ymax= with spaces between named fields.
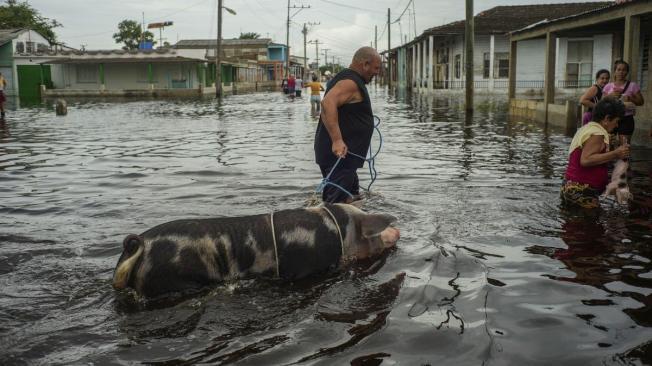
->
xmin=387 ymin=2 xmax=613 ymax=94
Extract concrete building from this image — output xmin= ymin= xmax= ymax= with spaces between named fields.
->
xmin=174 ymin=39 xmax=302 ymax=82
xmin=508 ymin=0 xmax=652 ymax=145
xmin=0 ymin=29 xmax=66 ymax=100
xmin=386 ymin=2 xmax=611 ymax=94
xmin=43 ymin=48 xmax=208 ymax=97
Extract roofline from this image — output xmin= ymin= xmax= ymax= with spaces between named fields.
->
xmin=510 ymin=0 xmax=650 ymax=41
xmin=404 ymin=2 xmax=613 ymax=45
xmin=0 ymin=28 xmax=29 ymax=47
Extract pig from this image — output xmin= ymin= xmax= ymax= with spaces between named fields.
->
xmin=602 ymin=159 xmax=633 ymax=204
xmin=112 ymin=204 xmax=400 ymax=298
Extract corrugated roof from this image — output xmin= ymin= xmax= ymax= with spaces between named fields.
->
xmin=511 ymin=0 xmax=644 ymax=35
xmin=43 ymin=48 xmax=205 ymax=64
xmin=175 ymin=38 xmax=273 ymax=49
xmin=0 ymin=29 xmax=27 ymax=46
xmin=417 ymin=2 xmax=612 ymax=41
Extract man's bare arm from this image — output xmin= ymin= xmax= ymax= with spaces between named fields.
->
xmin=320 ymin=79 xmax=360 ymax=158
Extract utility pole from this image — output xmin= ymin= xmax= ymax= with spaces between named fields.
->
xmin=387 ymin=8 xmax=392 ymax=89
xmin=322 ymin=48 xmax=330 ymax=74
xmin=309 ymin=39 xmax=322 ymax=77
xmin=302 ymin=24 xmax=308 ymax=80
xmin=465 ymin=0 xmax=474 ymax=110
xmin=302 ymin=22 xmax=319 ymax=79
xmin=374 ymin=25 xmax=378 ymax=85
xmin=216 ymin=0 xmax=223 ymax=97
xmin=374 ymin=25 xmax=377 ymax=51
xmin=286 ymin=1 xmax=310 ymax=77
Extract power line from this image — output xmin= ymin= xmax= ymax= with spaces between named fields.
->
xmin=149 ymin=0 xmax=210 ymax=22
xmin=310 ymin=8 xmax=374 ymax=31
xmin=316 ymin=0 xmax=385 ymax=14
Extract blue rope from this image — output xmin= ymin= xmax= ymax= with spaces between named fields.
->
xmin=315 ymin=115 xmax=383 ymax=199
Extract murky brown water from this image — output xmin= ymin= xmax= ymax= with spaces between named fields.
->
xmin=1 ymin=89 xmax=651 ymax=365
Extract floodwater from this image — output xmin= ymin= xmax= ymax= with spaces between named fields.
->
xmin=1 ymin=88 xmax=651 ymax=365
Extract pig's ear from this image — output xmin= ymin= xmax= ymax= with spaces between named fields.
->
xmin=349 ymin=199 xmax=364 ymax=209
xmin=360 ymin=214 xmax=397 ymax=238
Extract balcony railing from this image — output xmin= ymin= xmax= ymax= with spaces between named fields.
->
xmin=415 ymin=79 xmax=591 ymax=90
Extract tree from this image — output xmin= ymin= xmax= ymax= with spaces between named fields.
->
xmin=113 ymin=19 xmax=155 ymax=50
xmin=0 ymin=0 xmax=61 ymax=44
xmin=239 ymin=32 xmax=260 ymax=39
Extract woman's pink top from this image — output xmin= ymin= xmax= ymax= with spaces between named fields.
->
xmin=603 ymin=81 xmax=640 ymax=116
xmin=564 ymin=147 xmax=608 ymax=191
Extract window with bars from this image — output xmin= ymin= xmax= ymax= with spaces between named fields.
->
xmin=640 ymin=34 xmax=649 ymax=90
xmin=494 ymin=53 xmax=509 ymax=78
xmin=566 ymin=40 xmax=593 ymax=88
xmin=483 ymin=53 xmax=490 ymax=79
xmin=137 ymin=65 xmax=150 ymax=83
xmin=76 ymin=65 xmax=98 ymax=83
xmin=455 ymin=54 xmax=461 ymax=79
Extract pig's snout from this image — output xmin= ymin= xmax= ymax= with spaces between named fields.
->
xmin=380 ymin=227 xmax=400 ymax=248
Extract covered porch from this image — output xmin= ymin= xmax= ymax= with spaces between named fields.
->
xmin=508 ymin=0 xmax=652 ymax=143
xmin=43 ymin=49 xmax=210 ymax=97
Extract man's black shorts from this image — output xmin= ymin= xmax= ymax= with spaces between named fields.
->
xmin=319 ymin=164 xmax=359 ymax=203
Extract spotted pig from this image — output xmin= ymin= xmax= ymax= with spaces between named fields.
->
xmin=112 ymin=204 xmax=400 ymax=297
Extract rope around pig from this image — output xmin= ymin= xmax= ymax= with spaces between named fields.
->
xmin=269 ymin=206 xmax=344 ymax=278
xmin=314 ymin=115 xmax=383 ymax=201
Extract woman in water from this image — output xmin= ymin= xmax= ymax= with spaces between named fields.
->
xmin=603 ymin=60 xmax=644 ymax=145
xmin=579 ymin=69 xmax=610 ymax=125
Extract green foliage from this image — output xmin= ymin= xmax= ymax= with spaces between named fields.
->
xmin=238 ymin=32 xmax=260 ymax=39
xmin=0 ymin=0 xmax=61 ymax=43
xmin=112 ymin=19 xmax=155 ymax=50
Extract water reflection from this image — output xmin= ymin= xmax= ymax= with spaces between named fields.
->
xmin=0 ymin=90 xmax=651 ymax=365
xmin=528 ymin=208 xmax=652 ymax=328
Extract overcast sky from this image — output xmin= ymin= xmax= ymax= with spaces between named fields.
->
xmin=27 ymin=0 xmax=611 ymax=63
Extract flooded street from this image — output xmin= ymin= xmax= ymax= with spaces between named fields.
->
xmin=1 ymin=88 xmax=652 ymax=365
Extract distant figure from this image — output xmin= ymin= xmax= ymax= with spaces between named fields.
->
xmin=306 ymin=74 xmax=325 ymax=116
xmin=295 ymin=76 xmax=303 ymax=97
xmin=603 ymin=60 xmax=644 ymax=145
xmin=560 ymin=97 xmax=630 ymax=209
xmin=55 ymin=99 xmax=67 ymax=116
xmin=314 ymin=46 xmax=381 ymax=203
xmin=0 ymin=72 xmax=7 ymax=118
xmin=287 ymin=74 xmax=296 ymax=99
xmin=579 ymin=69 xmax=609 ymax=125
xmin=281 ymin=78 xmax=288 ymax=94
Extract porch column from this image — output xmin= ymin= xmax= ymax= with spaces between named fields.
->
xmin=412 ymin=45 xmax=416 ymax=90
xmin=99 ymin=63 xmax=105 ymax=91
xmin=428 ymin=35 xmax=434 ymax=93
xmin=624 ymin=15 xmax=641 ymax=82
xmin=544 ymin=32 xmax=557 ymax=123
xmin=508 ymin=40 xmax=517 ymax=99
xmin=422 ymin=39 xmax=427 ymax=90
xmin=148 ymin=63 xmax=154 ymax=90
xmin=489 ymin=35 xmax=495 ymax=92
xmin=416 ymin=42 xmax=421 ymax=91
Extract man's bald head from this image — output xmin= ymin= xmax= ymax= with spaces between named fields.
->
xmin=351 ymin=47 xmax=380 ymax=65
xmin=349 ymin=47 xmax=381 ymax=84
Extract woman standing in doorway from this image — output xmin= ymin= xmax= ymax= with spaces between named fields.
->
xmin=579 ymin=69 xmax=610 ymax=125
xmin=0 ymin=72 xmax=7 ymax=118
xmin=603 ymin=60 xmax=644 ymax=145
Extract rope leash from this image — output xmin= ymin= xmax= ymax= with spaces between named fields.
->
xmin=270 ymin=210 xmax=280 ymax=278
xmin=315 ymin=115 xmax=383 ymax=199
xmin=321 ymin=205 xmax=345 ymax=260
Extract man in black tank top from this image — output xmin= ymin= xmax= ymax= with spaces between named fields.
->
xmin=314 ymin=47 xmax=381 ymax=203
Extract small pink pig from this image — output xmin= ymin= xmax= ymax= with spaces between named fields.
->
xmin=603 ymin=159 xmax=632 ymax=204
